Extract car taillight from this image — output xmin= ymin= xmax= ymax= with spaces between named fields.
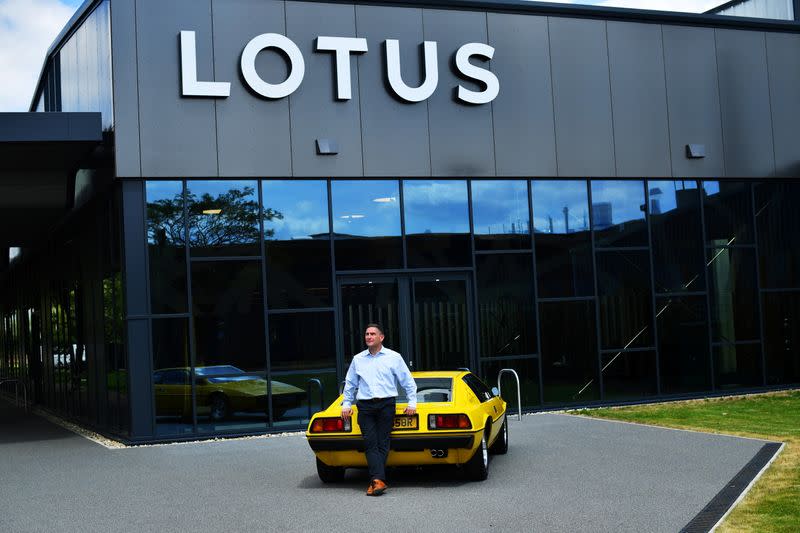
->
xmin=428 ymin=414 xmax=471 ymax=430
xmin=310 ymin=417 xmax=352 ymax=433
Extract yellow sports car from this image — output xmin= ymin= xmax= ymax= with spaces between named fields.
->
xmin=306 ymin=370 xmax=508 ymax=482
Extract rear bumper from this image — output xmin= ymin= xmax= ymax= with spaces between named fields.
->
xmin=308 ymin=434 xmax=474 ymax=452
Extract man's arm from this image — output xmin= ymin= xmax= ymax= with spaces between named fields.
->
xmin=341 ymin=359 xmax=358 ymax=418
xmin=394 ymin=357 xmax=417 ymax=415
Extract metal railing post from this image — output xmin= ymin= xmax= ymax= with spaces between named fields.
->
xmin=0 ymin=378 xmax=29 ymax=412
xmin=497 ymin=369 xmax=522 ymax=421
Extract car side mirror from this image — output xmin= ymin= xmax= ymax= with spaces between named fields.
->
xmin=491 ymin=387 xmax=500 ymax=397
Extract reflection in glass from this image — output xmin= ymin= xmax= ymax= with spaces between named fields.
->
xmin=708 ymin=247 xmax=759 ymax=342
xmin=472 ymin=180 xmax=530 ymax=250
xmin=532 ymin=180 xmax=593 ymax=298
xmin=703 ymin=181 xmax=753 ymax=245
xmin=656 ymin=296 xmax=711 ymax=394
xmin=755 ymin=182 xmax=800 ymax=289
xmin=591 ymin=181 xmax=647 ymax=247
xmin=762 ymin=292 xmax=800 ymax=385
xmin=187 ymin=180 xmax=261 ymax=257
xmin=332 ymin=181 xmax=402 ymax=270
xmin=649 ymin=180 xmax=705 ymax=293
xmin=540 ymin=300 xmax=599 ymax=404
xmin=404 ymin=181 xmax=471 ymax=268
xmin=146 ymin=181 xmax=187 ymax=314
xmin=476 ymin=254 xmax=536 ymax=357
xmin=481 ymin=357 xmax=540 ymax=408
xmin=263 ymin=181 xmax=332 ymax=309
xmin=414 ymin=279 xmax=470 ymax=370
xmin=596 ymin=250 xmax=653 ymax=349
xmin=602 ymin=350 xmax=657 ymax=400
xmin=714 ymin=344 xmax=763 ymax=389
xmin=269 ymin=312 xmax=337 ymax=426
xmin=152 ymin=318 xmax=192 ymax=436
xmin=340 ymin=280 xmax=401 ymax=363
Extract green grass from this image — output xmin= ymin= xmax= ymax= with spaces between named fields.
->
xmin=575 ymin=390 xmax=800 ymax=532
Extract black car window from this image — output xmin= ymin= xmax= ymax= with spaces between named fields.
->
xmin=162 ymin=370 xmax=189 ymax=385
xmin=462 ymin=373 xmax=493 ymax=403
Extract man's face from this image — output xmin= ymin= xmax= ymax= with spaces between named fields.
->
xmin=364 ymin=327 xmax=384 ymax=349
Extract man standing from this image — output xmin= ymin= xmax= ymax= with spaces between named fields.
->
xmin=341 ymin=323 xmax=417 ymax=496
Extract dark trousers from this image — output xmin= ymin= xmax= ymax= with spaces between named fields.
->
xmin=357 ymin=397 xmax=396 ymax=482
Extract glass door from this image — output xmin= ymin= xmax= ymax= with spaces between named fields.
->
xmin=412 ymin=275 xmax=473 ymax=371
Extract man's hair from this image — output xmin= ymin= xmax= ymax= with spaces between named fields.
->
xmin=365 ymin=323 xmax=384 ymax=335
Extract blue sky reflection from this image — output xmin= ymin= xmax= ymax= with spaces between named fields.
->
xmin=332 ymin=180 xmax=401 ymax=237
xmin=472 ymin=180 xmax=530 ymax=236
xmin=263 ymin=180 xmax=329 ymax=240
xmin=403 ymin=180 xmax=469 ymax=235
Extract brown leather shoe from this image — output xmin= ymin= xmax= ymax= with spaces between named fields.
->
xmin=366 ymin=481 xmax=375 ymax=496
xmin=371 ymin=479 xmax=387 ymax=496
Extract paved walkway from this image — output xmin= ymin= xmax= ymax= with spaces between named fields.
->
xmin=0 ymin=401 xmax=776 ymax=532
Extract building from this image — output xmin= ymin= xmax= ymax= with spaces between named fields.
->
xmin=1 ymin=0 xmax=799 ymax=444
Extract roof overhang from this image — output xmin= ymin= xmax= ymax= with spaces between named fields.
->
xmin=0 ymin=112 xmax=103 ymax=247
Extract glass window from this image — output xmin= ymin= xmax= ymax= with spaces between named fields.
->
xmin=596 ymin=250 xmax=653 ymax=350
xmin=186 ymin=180 xmax=260 ymax=257
xmin=540 ymin=300 xmax=599 ymax=404
xmin=481 ymin=357 xmax=540 ymax=409
xmin=339 ymin=279 xmax=401 ymax=364
xmin=476 ymin=254 xmax=536 ymax=357
xmin=703 ymin=181 xmax=754 ymax=246
xmin=714 ymin=344 xmax=763 ymax=389
xmin=649 ymin=181 xmax=705 ymax=293
xmin=332 ymin=180 xmax=402 ymax=270
xmin=591 ymin=181 xmax=647 ymax=247
xmin=462 ymin=374 xmax=494 ymax=402
xmin=146 ymin=181 xmax=187 ymax=314
xmin=262 ymin=181 xmax=332 ymax=309
xmin=152 ymin=318 xmax=192 ymax=436
xmin=472 ymin=180 xmax=530 ymax=250
xmin=532 ymin=180 xmax=593 ymax=298
xmin=755 ymin=182 xmax=800 ymax=289
xmin=762 ymin=292 xmax=800 ymax=385
xmin=601 ymin=350 xmax=657 ymax=400
xmin=708 ymin=247 xmax=759 ymax=342
xmin=656 ymin=296 xmax=711 ymax=394
xmin=404 ymin=180 xmax=471 ymax=268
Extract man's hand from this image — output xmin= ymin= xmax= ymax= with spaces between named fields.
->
xmin=341 ymin=406 xmax=352 ymax=419
xmin=404 ymin=406 xmax=416 ymax=416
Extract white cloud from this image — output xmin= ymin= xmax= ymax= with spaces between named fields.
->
xmin=0 ymin=0 xmax=79 ymax=111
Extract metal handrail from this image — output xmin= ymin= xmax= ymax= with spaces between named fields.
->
xmin=497 ymin=369 xmax=521 ymax=421
xmin=307 ymin=379 xmax=324 ymax=420
xmin=0 ymin=378 xmax=29 ymax=412
xmin=339 ymin=380 xmax=346 ymax=395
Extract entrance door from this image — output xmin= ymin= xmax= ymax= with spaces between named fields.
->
xmin=338 ymin=274 xmax=474 ymax=371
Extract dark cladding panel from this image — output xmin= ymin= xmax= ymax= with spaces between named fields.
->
xmin=662 ymin=26 xmax=724 ymax=177
xmin=488 ymin=13 xmax=556 ymax=176
xmin=356 ymin=5 xmax=430 ymax=176
xmin=286 ymin=1 xmax=363 ymax=177
xmin=212 ymin=0 xmax=291 ymax=177
xmin=136 ymin=0 xmax=218 ymax=177
xmin=424 ymin=9 xmax=495 ymax=177
xmin=607 ymin=22 xmax=671 ymax=177
xmin=766 ymin=33 xmax=800 ymax=176
xmin=716 ymin=30 xmax=775 ymax=177
xmin=549 ymin=18 xmax=615 ymax=177
xmin=110 ymin=0 xmax=140 ymax=176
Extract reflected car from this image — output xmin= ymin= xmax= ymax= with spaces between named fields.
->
xmin=306 ymin=371 xmax=508 ymax=482
xmin=153 ymin=365 xmax=306 ymax=421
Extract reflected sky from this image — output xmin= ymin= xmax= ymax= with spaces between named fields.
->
xmin=532 ymin=180 xmax=589 ymax=234
xmin=591 ymin=181 xmax=645 ymax=228
xmin=332 ymin=180 xmax=401 ymax=237
xmin=263 ymin=181 xmax=329 ymax=240
xmin=404 ymin=180 xmax=469 ymax=235
xmin=649 ymin=180 xmax=699 ymax=213
xmin=472 ymin=180 xmax=530 ymax=236
xmin=146 ymin=181 xmax=182 ymax=202
xmin=703 ymin=181 xmax=721 ymax=196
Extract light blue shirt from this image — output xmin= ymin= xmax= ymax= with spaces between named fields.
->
xmin=341 ymin=346 xmax=417 ymax=409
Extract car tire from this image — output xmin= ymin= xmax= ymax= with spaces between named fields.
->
xmin=209 ymin=393 xmax=230 ymax=421
xmin=489 ymin=418 xmax=508 ymax=455
xmin=463 ymin=430 xmax=489 ymax=481
xmin=316 ymin=457 xmax=345 ymax=483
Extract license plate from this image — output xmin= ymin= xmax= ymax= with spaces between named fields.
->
xmin=392 ymin=415 xmax=418 ymax=430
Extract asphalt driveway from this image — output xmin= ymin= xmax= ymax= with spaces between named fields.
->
xmin=0 ymin=403 xmax=779 ymax=532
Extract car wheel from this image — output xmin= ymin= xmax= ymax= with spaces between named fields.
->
xmin=316 ymin=457 xmax=345 ymax=483
xmin=209 ymin=394 xmax=230 ymax=421
xmin=464 ymin=430 xmax=489 ymax=481
xmin=489 ymin=418 xmax=508 ymax=455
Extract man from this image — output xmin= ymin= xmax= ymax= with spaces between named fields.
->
xmin=341 ymin=323 xmax=417 ymax=497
